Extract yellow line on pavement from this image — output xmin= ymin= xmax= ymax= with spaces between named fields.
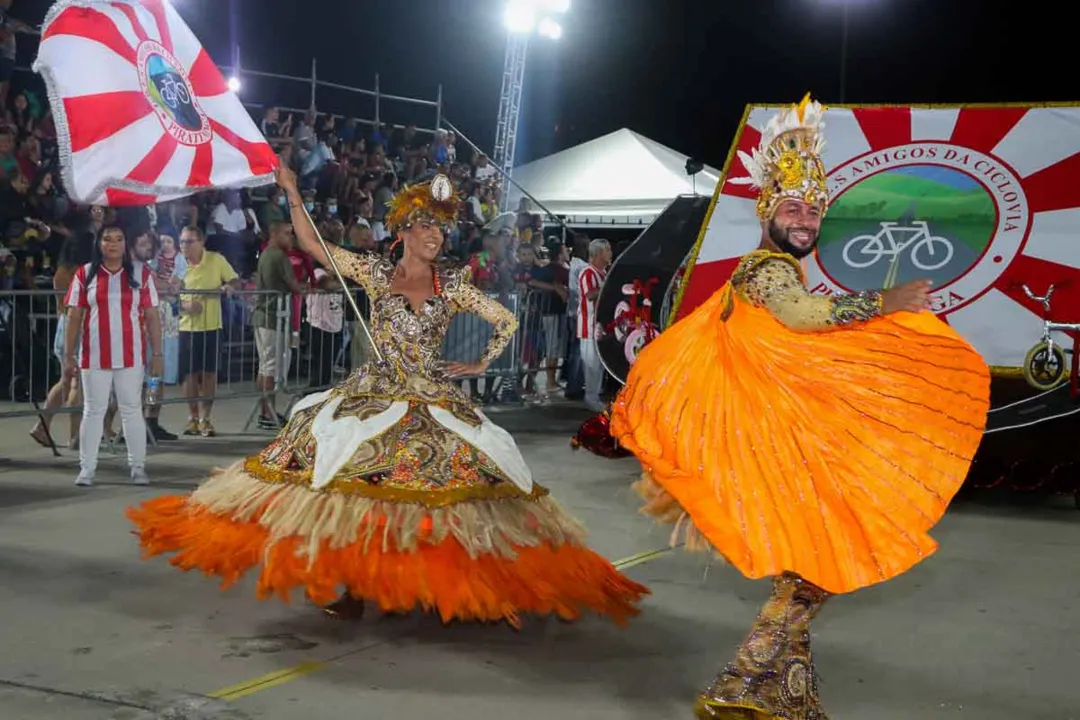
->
xmin=205 ymin=546 xmax=674 ymax=702
xmin=612 ymin=546 xmax=675 ymax=570
xmin=208 ymin=661 xmax=324 ymax=701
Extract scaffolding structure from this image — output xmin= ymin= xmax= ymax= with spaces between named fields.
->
xmin=15 ymin=58 xmax=443 ymax=134
xmin=493 ymin=33 xmax=528 ymax=211
xmin=222 ymin=50 xmax=443 ymax=134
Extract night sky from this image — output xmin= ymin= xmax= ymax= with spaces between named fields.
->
xmin=12 ymin=0 xmax=1071 ymax=168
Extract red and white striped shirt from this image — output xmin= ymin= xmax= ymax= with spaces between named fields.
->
xmin=577 ymin=264 xmax=606 ymax=339
xmin=65 ymin=263 xmax=159 ymax=370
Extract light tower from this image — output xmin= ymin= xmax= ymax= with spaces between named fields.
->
xmin=493 ymin=0 xmax=568 ymax=211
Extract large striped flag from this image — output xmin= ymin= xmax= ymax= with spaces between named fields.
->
xmin=32 ymin=0 xmax=277 ymax=206
xmin=673 ymin=103 xmax=1080 ymax=371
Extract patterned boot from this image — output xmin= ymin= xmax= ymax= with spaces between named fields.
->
xmin=693 ymin=573 xmax=829 ymax=720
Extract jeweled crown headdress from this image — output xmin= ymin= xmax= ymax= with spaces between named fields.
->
xmin=384 ymin=173 xmax=460 ymax=231
xmin=729 ymin=93 xmax=829 ymax=220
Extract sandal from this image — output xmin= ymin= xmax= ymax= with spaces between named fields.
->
xmin=29 ymin=425 xmax=51 ymax=448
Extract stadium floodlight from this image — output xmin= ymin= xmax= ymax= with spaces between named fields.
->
xmin=537 ymin=17 xmax=562 ymax=39
xmin=495 ymin=0 xmax=570 ymax=210
xmin=227 ymin=76 xmax=241 ymax=93
xmin=504 ymin=0 xmax=536 ymax=34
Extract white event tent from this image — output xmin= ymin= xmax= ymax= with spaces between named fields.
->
xmin=506 ymin=128 xmax=721 ymax=228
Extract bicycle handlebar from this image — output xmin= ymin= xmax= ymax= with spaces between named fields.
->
xmin=1021 ymin=283 xmax=1055 ymax=305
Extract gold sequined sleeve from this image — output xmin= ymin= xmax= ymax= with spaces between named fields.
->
xmin=738 ymin=257 xmax=883 ymax=331
xmin=326 ymin=244 xmax=379 ymax=295
xmin=448 ymin=269 xmax=518 ymax=364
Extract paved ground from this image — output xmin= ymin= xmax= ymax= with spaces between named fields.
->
xmin=0 ymin=396 xmax=1078 ymax=719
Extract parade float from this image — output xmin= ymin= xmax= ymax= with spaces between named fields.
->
xmin=589 ymin=102 xmax=1080 ymax=504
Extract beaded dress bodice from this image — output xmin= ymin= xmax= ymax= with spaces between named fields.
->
xmin=257 ymin=246 xmax=522 ymax=491
xmin=328 ymin=246 xmax=517 ymax=379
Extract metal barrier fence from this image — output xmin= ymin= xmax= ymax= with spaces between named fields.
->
xmin=1 ymin=285 xmax=577 ymax=450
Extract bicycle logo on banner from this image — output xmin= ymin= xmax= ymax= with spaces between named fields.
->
xmin=841 ymin=221 xmax=954 ymax=271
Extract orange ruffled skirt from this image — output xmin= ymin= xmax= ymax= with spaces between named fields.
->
xmin=128 ymin=462 xmax=648 ymax=628
xmin=609 ymin=286 xmax=990 ymax=595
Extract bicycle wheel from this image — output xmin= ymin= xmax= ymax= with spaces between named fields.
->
xmin=911 ymin=235 xmax=954 ymax=271
xmin=841 ymin=234 xmax=885 ymax=269
xmin=613 ymin=302 xmax=630 ymax=342
xmin=1022 ymin=341 xmax=1067 ymax=391
xmin=624 ymin=326 xmax=655 ymax=365
xmin=161 ymin=84 xmax=179 ymax=109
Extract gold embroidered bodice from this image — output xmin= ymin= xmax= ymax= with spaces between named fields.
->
xmin=253 ymin=246 xmax=522 ymax=494
xmin=328 ymin=245 xmax=517 ymax=377
xmin=731 ymin=250 xmax=882 ymax=331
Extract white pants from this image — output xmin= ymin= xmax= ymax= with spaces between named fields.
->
xmin=80 ymin=367 xmax=146 ymax=474
xmin=580 ymin=337 xmax=605 ymax=406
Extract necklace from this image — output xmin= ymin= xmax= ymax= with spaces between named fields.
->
xmin=390 ymin=263 xmax=441 ymax=298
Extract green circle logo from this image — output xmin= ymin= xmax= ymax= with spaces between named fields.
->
xmin=817 ymin=165 xmax=996 ymax=289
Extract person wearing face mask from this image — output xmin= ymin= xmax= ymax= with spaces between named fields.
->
xmin=129 ymin=166 xmax=649 ymax=628
xmin=259 ymin=186 xmax=287 ymax=231
xmin=607 ymin=95 xmax=991 ymax=719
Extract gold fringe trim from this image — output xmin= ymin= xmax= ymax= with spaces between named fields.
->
xmin=190 ymin=462 xmax=587 ymax=562
xmin=633 ymin=472 xmax=723 ymax=556
xmin=242 ymin=456 xmax=548 ymax=507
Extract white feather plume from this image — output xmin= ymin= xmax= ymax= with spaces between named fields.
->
xmin=727 ymin=97 xmax=827 ymax=189
xmin=728 ymin=149 xmax=762 ymax=186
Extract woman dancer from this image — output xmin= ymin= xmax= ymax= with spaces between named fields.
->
xmin=129 ymin=167 xmax=648 ymax=626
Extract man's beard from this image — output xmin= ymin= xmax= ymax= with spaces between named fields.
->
xmin=768 ymin=220 xmax=819 ymax=259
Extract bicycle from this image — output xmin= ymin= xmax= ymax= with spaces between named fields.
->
xmin=842 ymin=220 xmax=954 ymax=271
xmin=606 ymin=278 xmax=661 ymax=365
xmin=158 ymin=73 xmax=191 ymax=109
xmin=1020 ymin=283 xmax=1080 ymax=391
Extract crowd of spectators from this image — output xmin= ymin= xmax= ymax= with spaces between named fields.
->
xmin=0 ymin=0 xmax=612 ymax=420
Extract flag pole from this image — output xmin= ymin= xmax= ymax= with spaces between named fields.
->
xmin=296 ymin=203 xmax=384 ymax=364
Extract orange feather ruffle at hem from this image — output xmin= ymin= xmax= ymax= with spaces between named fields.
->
xmin=127 ymin=494 xmax=649 ymax=628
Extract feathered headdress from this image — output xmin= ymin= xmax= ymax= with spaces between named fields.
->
xmin=384 ymin=174 xmax=460 ymax=232
xmin=729 ymin=93 xmax=829 ymax=220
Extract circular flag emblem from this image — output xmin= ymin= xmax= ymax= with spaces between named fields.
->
xmin=136 ymin=39 xmax=211 ymax=146
xmin=813 ymin=143 xmax=1030 ymax=314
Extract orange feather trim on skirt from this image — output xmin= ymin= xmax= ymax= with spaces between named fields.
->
xmin=609 ymin=284 xmax=990 ymax=595
xmin=126 ymin=464 xmax=649 ymax=628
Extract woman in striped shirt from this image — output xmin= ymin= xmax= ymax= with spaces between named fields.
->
xmin=63 ymin=226 xmax=162 ymax=487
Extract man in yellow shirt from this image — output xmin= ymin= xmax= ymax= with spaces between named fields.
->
xmin=178 ymin=226 xmax=240 ymax=437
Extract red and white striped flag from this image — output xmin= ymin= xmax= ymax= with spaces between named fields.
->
xmin=33 ymin=0 xmax=278 ymax=206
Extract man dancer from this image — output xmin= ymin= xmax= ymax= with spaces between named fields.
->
xmin=609 ymin=95 xmax=990 ymax=718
